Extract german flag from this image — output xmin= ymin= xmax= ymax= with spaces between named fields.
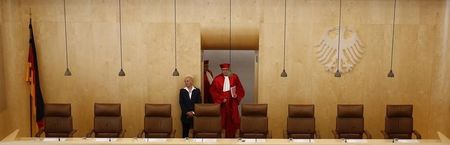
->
xmin=25 ymin=18 xmax=45 ymax=133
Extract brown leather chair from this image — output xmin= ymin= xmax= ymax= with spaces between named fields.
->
xmin=35 ymin=104 xmax=77 ymax=137
xmin=238 ymin=104 xmax=270 ymax=138
xmin=189 ymin=104 xmax=224 ymax=138
xmin=138 ymin=104 xmax=175 ymax=138
xmin=87 ymin=103 xmax=125 ymax=138
xmin=381 ymin=105 xmax=421 ymax=139
xmin=286 ymin=105 xmax=319 ymax=139
xmin=332 ymin=105 xmax=371 ymax=139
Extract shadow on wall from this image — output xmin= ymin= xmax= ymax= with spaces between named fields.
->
xmin=200 ymin=26 xmax=259 ymax=50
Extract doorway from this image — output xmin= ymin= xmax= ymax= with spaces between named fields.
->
xmin=202 ymin=50 xmax=258 ymax=104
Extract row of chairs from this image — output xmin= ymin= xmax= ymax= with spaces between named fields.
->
xmin=35 ymin=103 xmax=421 ymax=139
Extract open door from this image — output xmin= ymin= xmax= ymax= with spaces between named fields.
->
xmin=202 ymin=50 xmax=258 ymax=104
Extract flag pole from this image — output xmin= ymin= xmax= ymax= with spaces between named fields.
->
xmin=28 ymin=8 xmax=33 ymax=137
xmin=29 ymin=95 xmax=33 ymax=137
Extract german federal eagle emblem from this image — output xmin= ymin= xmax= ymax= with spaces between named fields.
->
xmin=316 ymin=26 xmax=364 ymax=73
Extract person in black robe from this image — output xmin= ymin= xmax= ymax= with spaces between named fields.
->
xmin=179 ymin=75 xmax=202 ymax=138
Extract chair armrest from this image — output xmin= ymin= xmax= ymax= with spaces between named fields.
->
xmin=86 ymin=129 xmax=95 ymax=138
xmin=188 ymin=129 xmax=194 ymax=138
xmin=363 ymin=130 xmax=372 ymax=139
xmin=68 ymin=130 xmax=77 ymax=137
xmin=315 ymin=130 xmax=320 ymax=139
xmin=119 ymin=129 xmax=126 ymax=138
xmin=34 ymin=128 xmax=44 ymax=137
xmin=380 ymin=130 xmax=389 ymax=139
xmin=170 ymin=130 xmax=176 ymax=138
xmin=137 ymin=130 xmax=145 ymax=138
xmin=332 ymin=130 xmax=339 ymax=139
xmin=413 ymin=130 xmax=422 ymax=139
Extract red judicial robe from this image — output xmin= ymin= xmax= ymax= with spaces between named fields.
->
xmin=204 ymin=70 xmax=214 ymax=103
xmin=209 ymin=73 xmax=245 ymax=138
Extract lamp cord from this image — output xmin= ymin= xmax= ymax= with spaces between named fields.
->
xmin=337 ymin=0 xmax=342 ymax=72
xmin=229 ymin=0 xmax=232 ymax=64
xmin=174 ymin=0 xmax=177 ymax=68
xmin=390 ymin=0 xmax=397 ymax=70
xmin=64 ymin=0 xmax=69 ymax=69
xmin=119 ymin=0 xmax=124 ymax=69
xmin=283 ymin=0 xmax=287 ymax=70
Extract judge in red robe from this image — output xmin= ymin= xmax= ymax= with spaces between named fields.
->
xmin=203 ymin=60 xmax=214 ymax=103
xmin=209 ymin=63 xmax=245 ymax=138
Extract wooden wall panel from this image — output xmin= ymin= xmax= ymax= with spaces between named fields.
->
xmin=0 ymin=0 xmax=5 ymax=137
xmin=0 ymin=0 xmax=449 ymax=140
xmin=0 ymin=0 xmax=5 ymax=112
xmin=257 ymin=0 xmax=450 ymax=139
xmin=429 ymin=1 xmax=450 ymax=136
xmin=0 ymin=0 xmax=32 ymax=138
xmin=31 ymin=0 xmax=201 ymax=137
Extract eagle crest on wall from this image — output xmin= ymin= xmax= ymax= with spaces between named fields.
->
xmin=315 ymin=26 xmax=364 ymax=73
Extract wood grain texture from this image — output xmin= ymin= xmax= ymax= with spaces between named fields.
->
xmin=0 ymin=0 xmax=5 ymax=112
xmin=0 ymin=0 xmax=32 ymax=139
xmin=258 ymin=0 xmax=450 ymax=139
xmin=0 ymin=0 xmax=449 ymax=139
xmin=30 ymin=0 xmax=202 ymax=138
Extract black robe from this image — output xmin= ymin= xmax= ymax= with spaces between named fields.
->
xmin=179 ymin=88 xmax=202 ymax=124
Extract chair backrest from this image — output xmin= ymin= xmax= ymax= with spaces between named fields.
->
xmin=336 ymin=105 xmax=364 ymax=139
xmin=44 ymin=104 xmax=73 ymax=137
xmin=94 ymin=103 xmax=122 ymax=138
xmin=144 ymin=104 xmax=172 ymax=138
xmin=287 ymin=104 xmax=315 ymax=139
xmin=240 ymin=104 xmax=268 ymax=138
xmin=193 ymin=104 xmax=222 ymax=138
xmin=385 ymin=105 xmax=413 ymax=139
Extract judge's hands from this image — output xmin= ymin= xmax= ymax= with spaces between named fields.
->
xmin=223 ymin=98 xmax=227 ymax=103
xmin=231 ymin=86 xmax=237 ymax=98
xmin=186 ymin=111 xmax=194 ymax=118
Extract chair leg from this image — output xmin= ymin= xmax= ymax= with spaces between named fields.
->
xmin=413 ymin=130 xmax=422 ymax=139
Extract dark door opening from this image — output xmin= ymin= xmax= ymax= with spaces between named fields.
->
xmin=202 ymin=50 xmax=258 ymax=104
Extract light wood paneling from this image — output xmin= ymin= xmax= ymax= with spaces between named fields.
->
xmin=0 ymin=0 xmax=5 ymax=112
xmin=31 ymin=0 xmax=201 ymax=138
xmin=0 ymin=0 xmax=5 ymax=137
xmin=0 ymin=0 xmax=449 ymax=140
xmin=29 ymin=0 xmax=202 ymax=138
xmin=257 ymin=0 xmax=450 ymax=139
xmin=0 ymin=0 xmax=32 ymax=139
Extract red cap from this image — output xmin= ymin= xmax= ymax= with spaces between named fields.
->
xmin=204 ymin=60 xmax=209 ymax=64
xmin=220 ymin=63 xmax=230 ymax=69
